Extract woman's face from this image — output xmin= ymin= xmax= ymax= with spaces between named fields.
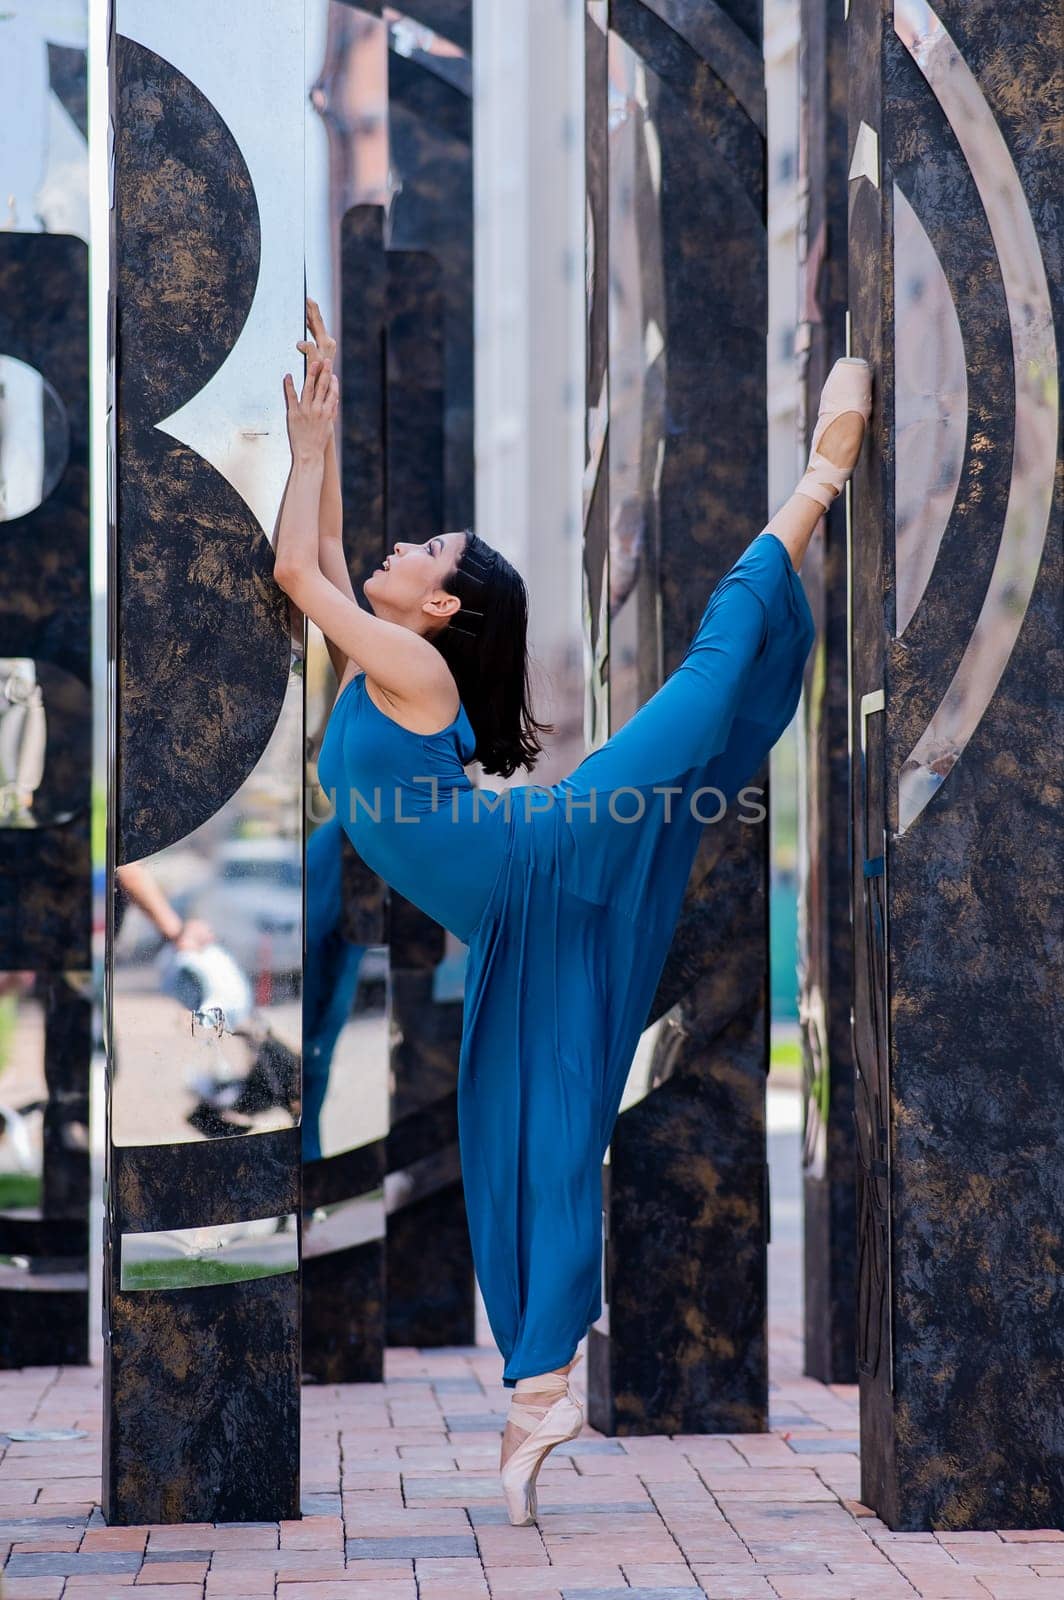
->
xmin=363 ymin=530 xmax=468 ymax=626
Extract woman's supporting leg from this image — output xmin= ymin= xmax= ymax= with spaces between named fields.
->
xmin=500 ymin=1357 xmax=579 ymax=1469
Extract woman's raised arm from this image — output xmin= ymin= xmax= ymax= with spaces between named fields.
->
xmin=297 ymin=297 xmax=359 ymax=686
xmin=273 ymin=359 xmax=449 ymax=703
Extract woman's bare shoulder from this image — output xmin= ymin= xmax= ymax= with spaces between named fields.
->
xmin=362 ymin=665 xmax=461 ymax=736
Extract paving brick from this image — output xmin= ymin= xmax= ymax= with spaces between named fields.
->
xmin=0 ymin=1580 xmax=67 ymax=1599
xmin=81 ymin=1528 xmax=149 ymax=1552
xmin=346 ymin=1536 xmax=479 ymax=1561
xmin=63 ymin=1581 xmax=140 ymax=1596
xmin=278 ymin=1587 xmax=416 ymax=1599
xmin=10 ymin=1538 xmax=82 ymax=1553
xmin=135 ymin=1559 xmax=210 ymax=1583
xmin=120 ymin=1589 xmax=204 ymax=1599
xmin=5 ymin=1550 xmax=144 ymax=1577
xmin=968 ymin=1581 xmax=1063 ymax=1599
xmin=621 ymin=1565 xmax=700 ymax=1585
xmin=685 ymin=1581 xmax=775 ymax=1599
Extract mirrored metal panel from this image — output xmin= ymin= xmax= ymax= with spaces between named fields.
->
xmin=0 ymin=660 xmax=92 ymax=829
xmin=120 ymin=1214 xmax=298 ymax=1291
xmin=0 ymin=3 xmax=92 ymax=1371
xmin=0 ymin=6 xmax=91 ymax=239
xmin=304 ymin=636 xmax=389 ymax=1168
xmin=111 ymin=665 xmax=303 ymax=1146
xmin=606 ymin=32 xmax=666 ymax=737
xmin=300 ymin=2 xmax=391 ymax=1380
xmin=105 ymin=0 xmax=305 ymax=1523
xmin=0 ymin=975 xmax=90 ymax=1347
xmin=0 ymin=360 xmax=71 ymax=523
xmin=893 ymin=181 xmax=966 ymax=638
xmin=894 ymin=0 xmax=1057 ymax=834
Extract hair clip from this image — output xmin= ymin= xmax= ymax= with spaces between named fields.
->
xmin=449 ymin=605 xmax=484 ymax=636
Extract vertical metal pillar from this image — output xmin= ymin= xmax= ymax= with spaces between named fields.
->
xmin=106 ymin=0 xmax=304 ymax=1521
xmin=585 ymin=0 xmax=773 ymax=1434
xmin=380 ymin=1 xmax=478 ymax=1350
xmin=301 ymin=7 xmax=391 ymax=1383
xmin=849 ymin=0 xmax=1062 ymax=1529
xmin=797 ymin=0 xmax=858 ymax=1384
xmin=0 ymin=0 xmax=92 ymax=1357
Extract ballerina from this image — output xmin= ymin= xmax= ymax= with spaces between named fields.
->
xmin=275 ymin=297 xmax=871 ymax=1524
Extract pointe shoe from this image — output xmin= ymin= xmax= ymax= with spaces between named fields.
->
xmin=795 ymin=356 xmax=872 ymax=511
xmin=500 ymin=1369 xmax=584 ymax=1526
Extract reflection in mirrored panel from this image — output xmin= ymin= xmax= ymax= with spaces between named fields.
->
xmin=0 ymin=660 xmax=92 ymax=829
xmin=606 ymin=31 xmax=666 ymax=732
xmin=303 ymin=652 xmax=389 ymax=1169
xmin=0 ymin=7 xmax=90 ymax=241
xmin=307 ymin=2 xmax=390 ymax=256
xmin=599 ymin=34 xmax=667 ymax=1128
xmin=893 ymin=182 xmax=966 ymax=638
xmin=0 ymin=360 xmax=71 ymax=524
xmin=383 ymin=6 xmax=471 ymax=95
xmin=111 ymin=666 xmax=303 ymax=1146
xmin=120 ymin=1214 xmax=298 ymax=1291
xmin=303 ymin=1191 xmax=383 ymax=1260
xmin=0 ymin=974 xmax=90 ymax=1299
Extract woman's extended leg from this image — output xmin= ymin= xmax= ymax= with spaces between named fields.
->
xmin=556 ymin=386 xmax=870 ymax=815
xmin=770 ymin=405 xmax=867 ymax=572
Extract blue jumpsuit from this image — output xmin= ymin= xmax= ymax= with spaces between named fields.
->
xmin=316 ymin=530 xmax=815 ymax=1384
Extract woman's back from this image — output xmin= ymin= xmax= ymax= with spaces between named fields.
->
xmin=316 ymin=671 xmax=510 ymax=943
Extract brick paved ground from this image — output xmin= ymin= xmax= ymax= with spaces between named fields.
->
xmin=2 ymin=1087 xmax=1061 ymax=1600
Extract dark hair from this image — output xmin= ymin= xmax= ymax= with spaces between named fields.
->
xmin=430 ymin=529 xmax=553 ymax=779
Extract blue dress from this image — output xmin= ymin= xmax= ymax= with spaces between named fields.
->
xmin=316 ymin=530 xmax=815 ymax=1384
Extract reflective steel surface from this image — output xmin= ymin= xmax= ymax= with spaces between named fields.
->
xmin=894 ymin=0 xmax=1058 ymax=834
xmin=892 ymin=181 xmax=967 ymax=638
xmin=0 ymin=360 xmax=71 ymax=524
xmin=0 ymin=660 xmax=92 ymax=829
xmin=0 ymin=975 xmax=90 ymax=1293
xmin=0 ymin=4 xmax=90 ymax=241
xmin=0 ymin=5 xmax=92 ymax=1360
xmin=111 ymin=667 xmax=303 ymax=1146
xmin=120 ymin=1214 xmax=298 ymax=1291
xmin=607 ymin=32 xmax=666 ymax=732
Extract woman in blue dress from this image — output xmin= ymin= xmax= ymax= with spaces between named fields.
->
xmin=276 ymin=299 xmax=871 ymax=1523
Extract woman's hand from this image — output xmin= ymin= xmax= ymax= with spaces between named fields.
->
xmin=283 ymin=357 xmax=339 ymax=465
xmin=297 ymin=296 xmax=337 ymax=367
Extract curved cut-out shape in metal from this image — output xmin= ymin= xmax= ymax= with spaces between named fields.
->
xmin=894 ymin=0 xmax=1058 ymax=835
xmin=893 ymin=181 xmax=967 ymax=638
xmin=120 ymin=0 xmax=305 ymax=538
xmin=848 ymin=120 xmax=879 ymax=188
xmin=115 ymin=28 xmax=293 ymax=861
xmin=0 ymin=359 xmax=70 ymax=523
xmin=120 ymin=1215 xmax=298 ymax=1291
xmin=636 ymin=0 xmax=766 ymax=132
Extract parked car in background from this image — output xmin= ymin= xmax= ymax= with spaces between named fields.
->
xmin=183 ymin=839 xmax=302 ymax=994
